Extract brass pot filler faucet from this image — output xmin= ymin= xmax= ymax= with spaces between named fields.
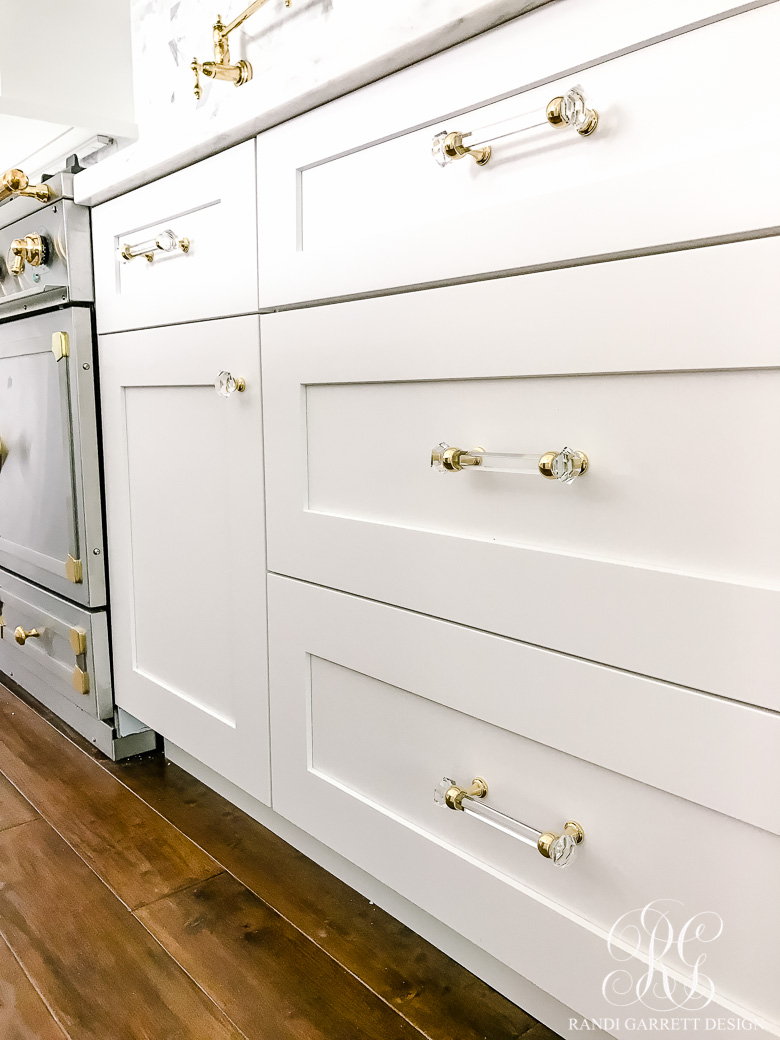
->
xmin=191 ymin=0 xmax=292 ymax=99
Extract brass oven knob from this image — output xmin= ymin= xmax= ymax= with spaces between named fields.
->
xmin=8 ymin=233 xmax=46 ymax=276
xmin=14 ymin=626 xmax=40 ymax=645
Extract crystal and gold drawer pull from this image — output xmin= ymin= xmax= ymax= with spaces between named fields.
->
xmin=120 ymin=229 xmax=190 ymax=263
xmin=435 ymin=777 xmax=584 ymax=868
xmin=431 ymin=85 xmax=598 ymax=168
xmin=431 ymin=443 xmax=588 ymax=484
xmin=14 ymin=626 xmax=41 ymax=646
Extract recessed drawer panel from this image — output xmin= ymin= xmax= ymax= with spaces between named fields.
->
xmin=93 ymin=142 xmax=257 ymax=333
xmin=268 ymin=576 xmax=779 ymax=1034
xmin=261 ymin=239 xmax=780 ymax=704
xmin=0 ymin=571 xmax=112 ymax=720
xmin=257 ymin=3 xmax=780 ymax=306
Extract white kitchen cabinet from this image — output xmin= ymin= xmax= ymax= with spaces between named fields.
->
xmin=268 ymin=575 xmax=780 ymax=1036
xmin=98 ymin=316 xmax=269 ymax=803
xmin=257 ymin=1 xmax=780 ymax=307
xmin=92 ymin=142 xmax=258 ymax=333
xmin=261 ymin=236 xmax=780 ymax=704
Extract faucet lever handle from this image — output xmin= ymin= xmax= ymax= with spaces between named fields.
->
xmin=191 ymin=58 xmax=203 ymax=99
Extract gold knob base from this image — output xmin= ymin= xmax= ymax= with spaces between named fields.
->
xmin=443 ymin=132 xmax=492 ymax=167
xmin=538 ymin=820 xmax=585 ymax=858
xmin=538 ymin=450 xmax=589 ymax=481
xmin=546 ymin=96 xmax=598 ymax=136
xmin=444 ymin=777 xmax=489 ymax=810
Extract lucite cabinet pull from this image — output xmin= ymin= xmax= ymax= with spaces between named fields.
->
xmin=434 ymin=776 xmax=584 ymax=868
xmin=431 ymin=85 xmax=598 ymax=167
xmin=431 ymin=443 xmax=588 ymax=484
xmin=215 ymin=371 xmax=246 ymax=397
xmin=120 ymin=229 xmax=190 ymax=263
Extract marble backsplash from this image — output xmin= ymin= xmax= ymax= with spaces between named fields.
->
xmin=76 ymin=0 xmax=553 ymax=202
xmin=132 ymin=0 xmax=552 ymax=127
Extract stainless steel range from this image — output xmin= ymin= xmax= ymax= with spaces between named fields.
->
xmin=0 ymin=166 xmax=155 ymax=758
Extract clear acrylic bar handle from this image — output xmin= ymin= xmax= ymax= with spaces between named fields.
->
xmin=431 ymin=443 xmax=588 ymax=484
xmin=434 ymin=777 xmax=584 ymax=868
xmin=120 ymin=228 xmax=191 ymax=263
xmin=432 ymin=84 xmax=598 ymax=167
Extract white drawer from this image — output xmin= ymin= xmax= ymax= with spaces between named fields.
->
xmin=0 ymin=571 xmax=112 ymax=721
xmin=257 ymin=3 xmax=780 ymax=307
xmin=93 ymin=142 xmax=257 ymax=333
xmin=268 ymin=576 xmax=779 ymax=1035
xmin=261 ymin=238 xmax=780 ymax=704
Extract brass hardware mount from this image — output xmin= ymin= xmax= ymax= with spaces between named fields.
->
xmin=65 ymin=555 xmax=83 ymax=584
xmin=431 ymin=444 xmax=588 ymax=484
xmin=538 ymin=821 xmax=585 ymax=859
xmin=192 ymin=0 xmax=293 ymax=100
xmin=432 ymin=85 xmax=598 ymax=168
xmin=436 ymin=776 xmax=584 ymax=868
xmin=52 ymin=332 xmax=70 ymax=362
xmin=0 ymin=169 xmax=51 ymax=206
xmin=69 ymin=626 xmax=88 ymax=656
xmin=14 ymin=626 xmax=41 ymax=646
xmin=120 ymin=230 xmax=190 ymax=263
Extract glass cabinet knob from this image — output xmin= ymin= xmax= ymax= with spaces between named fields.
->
xmin=215 ymin=371 xmax=246 ymax=398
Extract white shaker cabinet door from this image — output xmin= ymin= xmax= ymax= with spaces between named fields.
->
xmin=99 ymin=316 xmax=269 ymax=803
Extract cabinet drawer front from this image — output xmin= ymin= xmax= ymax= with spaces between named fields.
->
xmin=93 ymin=142 xmax=257 ymax=333
xmin=0 ymin=572 xmax=112 ymax=720
xmin=0 ymin=307 xmax=106 ymax=607
xmin=268 ymin=577 xmax=779 ymax=1033
xmin=261 ymin=239 xmax=780 ymax=704
xmin=258 ymin=3 xmax=780 ymax=307
xmin=98 ymin=316 xmax=269 ymax=802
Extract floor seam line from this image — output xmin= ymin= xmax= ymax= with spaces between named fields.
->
xmin=130 ymin=869 xmax=228 ymax=913
xmin=0 ymin=931 xmax=72 ymax=1040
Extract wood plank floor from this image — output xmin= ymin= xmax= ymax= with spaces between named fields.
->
xmin=0 ymin=681 xmax=561 ymax=1040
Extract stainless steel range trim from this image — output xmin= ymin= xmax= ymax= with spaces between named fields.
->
xmin=0 ymin=170 xmax=153 ymax=758
xmin=0 ymin=172 xmax=74 ymax=222
xmin=0 ymin=191 xmax=93 ymax=308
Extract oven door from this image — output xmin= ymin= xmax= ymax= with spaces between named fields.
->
xmin=0 ymin=307 xmax=105 ymax=607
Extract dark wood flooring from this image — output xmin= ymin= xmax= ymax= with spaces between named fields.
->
xmin=0 ymin=681 xmax=560 ymax=1040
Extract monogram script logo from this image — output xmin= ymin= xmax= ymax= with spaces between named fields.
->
xmin=603 ymin=900 xmax=723 ymax=1011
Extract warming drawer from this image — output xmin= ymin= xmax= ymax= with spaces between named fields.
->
xmin=0 ymin=571 xmax=112 ymax=721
